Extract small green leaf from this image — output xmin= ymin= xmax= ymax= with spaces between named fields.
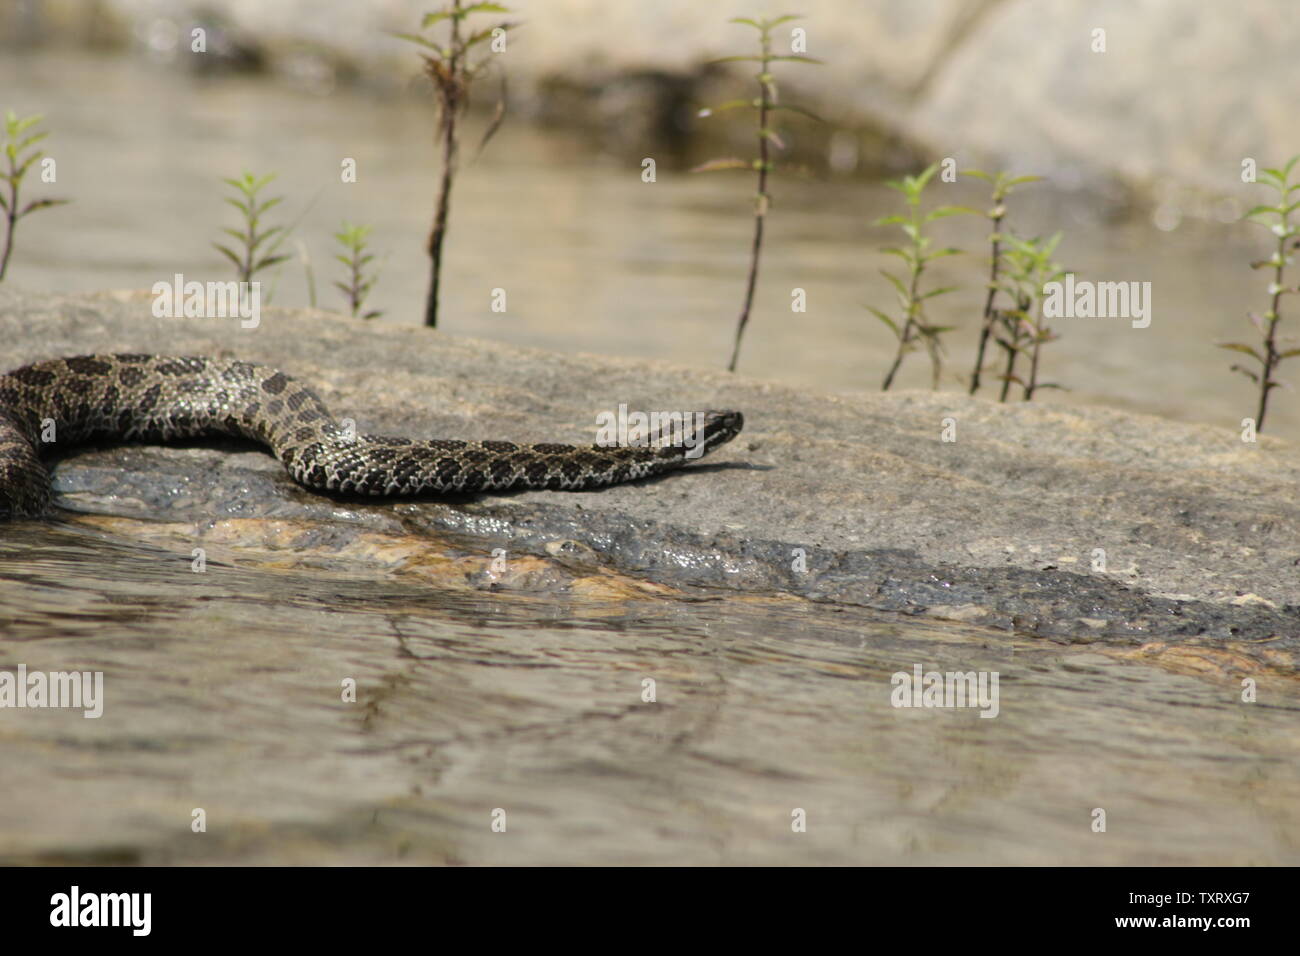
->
xmin=15 ymin=131 xmax=48 ymax=154
xmin=690 ymin=158 xmax=750 ymax=173
xmin=464 ymin=23 xmax=512 ymax=50
xmin=248 ymin=226 xmax=286 ymax=255
xmin=392 ymin=31 xmax=444 ymax=53
xmin=13 ymin=151 xmax=45 ymax=180
xmin=1217 ymin=342 xmax=1264 ymax=362
xmin=769 ymin=103 xmax=825 ymax=122
xmin=12 ymin=114 xmax=42 ymax=136
xmin=879 ymin=269 xmax=909 ymax=301
xmin=1243 ymin=204 xmax=1282 ymax=220
xmin=913 ymin=162 xmax=941 ymax=191
xmin=924 ymin=205 xmax=980 ymax=222
xmin=460 ymin=3 xmax=512 ymax=16
xmin=213 ymin=243 xmax=243 ymax=270
xmin=698 ymin=99 xmax=757 ymax=117
xmin=253 ymin=253 xmax=291 ymax=274
xmin=867 ymin=306 xmax=900 ymax=336
xmin=880 ymin=247 xmax=915 ymax=265
xmin=17 ymin=197 xmax=69 ymax=217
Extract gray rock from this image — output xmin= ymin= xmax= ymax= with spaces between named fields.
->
xmin=2 ymin=287 xmax=1297 ymax=661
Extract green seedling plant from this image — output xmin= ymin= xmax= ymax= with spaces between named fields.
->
xmin=397 ymin=1 xmax=513 ymax=329
xmin=693 ymin=14 xmax=821 ymax=372
xmin=963 ymin=169 xmax=1042 ymax=395
xmin=334 ymin=222 xmax=383 ymax=319
xmin=1221 ymin=155 xmax=1300 ymax=432
xmin=992 ymin=233 xmax=1065 ymax=401
xmin=871 ymin=162 xmax=970 ymax=390
xmin=213 ymin=172 xmax=291 ymax=286
xmin=0 ymin=111 xmax=70 ymax=282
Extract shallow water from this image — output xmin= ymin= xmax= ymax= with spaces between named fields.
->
xmin=2 ymin=519 xmax=1298 ymax=865
xmin=2 ymin=52 xmax=1295 ymax=441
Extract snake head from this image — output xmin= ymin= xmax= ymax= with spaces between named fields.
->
xmin=693 ymin=409 xmax=744 ymax=460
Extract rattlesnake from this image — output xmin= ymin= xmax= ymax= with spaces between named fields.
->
xmin=0 ymin=354 xmax=743 ymax=517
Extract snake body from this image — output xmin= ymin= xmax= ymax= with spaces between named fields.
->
xmin=0 ymin=355 xmax=743 ymax=517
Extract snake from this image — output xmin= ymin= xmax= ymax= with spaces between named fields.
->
xmin=0 ymin=354 xmax=744 ymax=518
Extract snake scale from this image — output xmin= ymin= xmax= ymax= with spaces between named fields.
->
xmin=0 ymin=354 xmax=744 ymax=517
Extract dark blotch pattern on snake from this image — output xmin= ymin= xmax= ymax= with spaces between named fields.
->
xmin=0 ymin=355 xmax=744 ymax=517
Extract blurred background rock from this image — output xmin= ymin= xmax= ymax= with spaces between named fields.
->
xmin=5 ymin=0 xmax=1298 ymax=191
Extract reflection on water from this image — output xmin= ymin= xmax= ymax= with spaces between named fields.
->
xmin=2 ymin=520 xmax=1298 ymax=865
xmin=2 ymin=52 xmax=1294 ymax=440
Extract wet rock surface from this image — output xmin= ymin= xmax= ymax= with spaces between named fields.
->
xmin=3 ymin=288 xmax=1297 ymax=659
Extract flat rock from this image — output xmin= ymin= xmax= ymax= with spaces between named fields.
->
xmin=2 ymin=287 xmax=1298 ymax=657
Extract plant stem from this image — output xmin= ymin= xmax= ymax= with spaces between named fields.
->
xmin=998 ymin=342 xmax=1015 ymax=401
xmin=242 ymin=199 xmax=256 ymax=283
xmin=0 ymin=176 xmax=18 ymax=282
xmin=727 ymin=42 xmax=772 ymax=373
xmin=882 ymin=262 xmax=922 ymax=391
xmin=424 ymin=1 xmax=463 ymax=329
xmin=1024 ymin=301 xmax=1043 ymax=401
xmin=350 ymin=246 xmax=365 ymax=316
xmin=424 ymin=112 xmax=458 ymax=328
xmin=880 ymin=323 xmax=913 ymax=390
xmin=1255 ymin=231 xmax=1287 ymax=430
xmin=998 ymin=299 xmax=1026 ymax=402
xmin=969 ymin=207 xmax=1004 ymax=394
